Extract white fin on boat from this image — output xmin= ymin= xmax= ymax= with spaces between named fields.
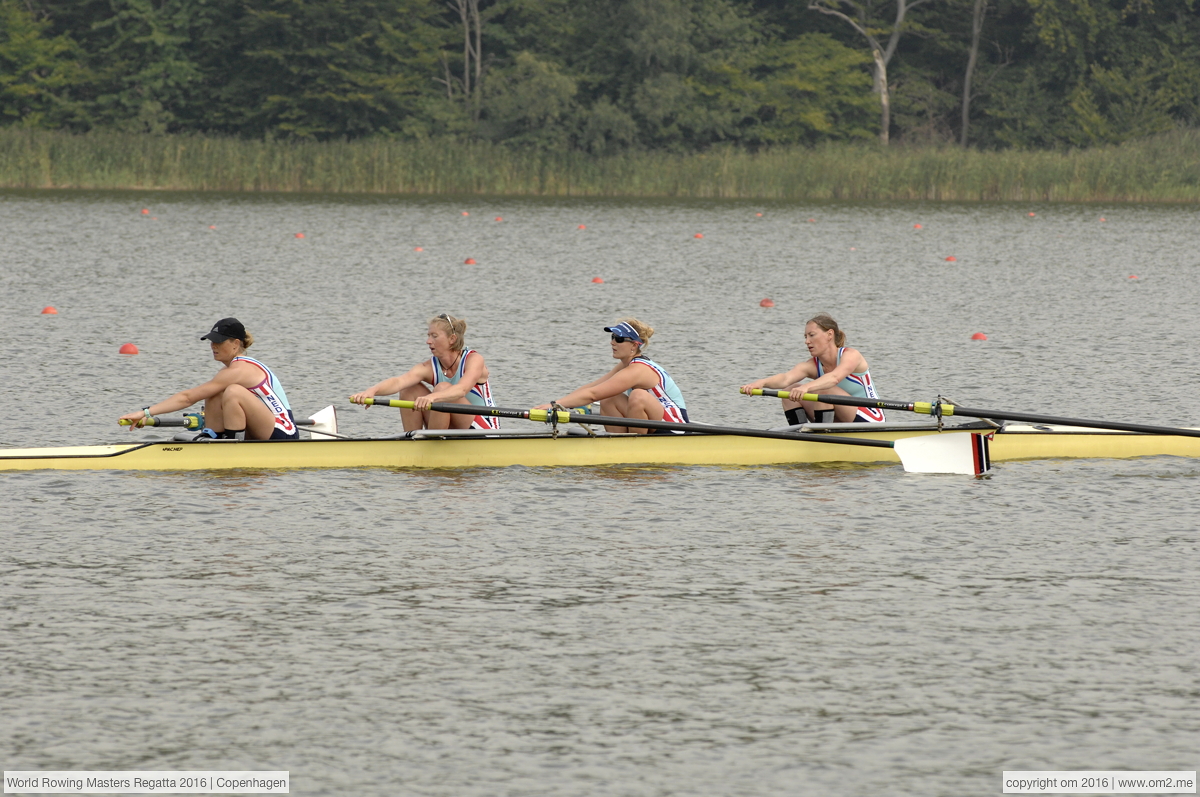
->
xmin=894 ymin=432 xmax=991 ymax=475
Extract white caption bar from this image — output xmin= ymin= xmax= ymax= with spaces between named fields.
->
xmin=1004 ymin=771 xmax=1196 ymax=794
xmin=4 ymin=772 xmax=288 ymax=794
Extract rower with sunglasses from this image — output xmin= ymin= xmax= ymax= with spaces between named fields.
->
xmin=349 ymin=313 xmax=499 ymax=431
xmin=537 ymin=319 xmax=689 ymax=433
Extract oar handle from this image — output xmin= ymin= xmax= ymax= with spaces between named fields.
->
xmin=356 ymin=398 xmax=894 ymax=449
xmin=747 ymin=388 xmax=932 ymax=414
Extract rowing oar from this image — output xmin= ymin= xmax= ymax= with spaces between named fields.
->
xmin=747 ymin=389 xmax=1200 ymax=439
xmin=120 ymin=405 xmax=339 ymax=437
xmin=357 ymin=398 xmax=991 ymax=475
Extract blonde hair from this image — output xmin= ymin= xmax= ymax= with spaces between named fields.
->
xmin=429 ymin=313 xmax=467 ymax=352
xmin=617 ymin=317 xmax=654 ymax=353
xmin=806 ymin=314 xmax=845 ymax=347
xmin=241 ymin=331 xmax=254 ymax=349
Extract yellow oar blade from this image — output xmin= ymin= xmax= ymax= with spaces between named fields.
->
xmin=894 ymin=432 xmax=991 ymax=476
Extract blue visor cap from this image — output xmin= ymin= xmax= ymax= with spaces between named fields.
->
xmin=604 ymin=322 xmax=643 ymax=343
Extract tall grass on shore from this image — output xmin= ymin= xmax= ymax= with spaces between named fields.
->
xmin=2 ymin=127 xmax=1198 ymax=201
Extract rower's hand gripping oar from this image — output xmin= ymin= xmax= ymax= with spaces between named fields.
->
xmin=748 ymin=389 xmax=1200 ymax=439
xmin=358 ymin=398 xmax=988 ymax=475
xmin=120 ymin=405 xmax=339 ymax=438
xmin=744 ymin=389 xmax=992 ymax=475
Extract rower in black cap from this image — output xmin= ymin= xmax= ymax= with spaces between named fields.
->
xmin=118 ymin=317 xmax=300 ymax=440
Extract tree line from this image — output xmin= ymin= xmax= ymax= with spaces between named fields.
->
xmin=2 ymin=0 xmax=1198 ymax=151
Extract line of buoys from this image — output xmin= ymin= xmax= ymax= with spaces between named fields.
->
xmin=592 ymin=277 xmax=604 ymax=283
xmin=41 ymin=306 xmax=58 ymax=315
xmin=945 ymin=256 xmax=957 ymax=262
xmin=294 ymin=232 xmax=305 ymax=239
xmin=971 ymin=332 xmax=988 ymax=341
xmin=760 ymin=298 xmax=775 ymax=308
xmin=119 ymin=343 xmax=139 ymax=354
xmin=464 ymin=258 xmax=476 ymax=264
xmin=694 ymin=233 xmax=704 ymax=239
xmin=913 ymin=223 xmax=923 ymax=229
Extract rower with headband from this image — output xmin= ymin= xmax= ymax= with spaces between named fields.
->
xmin=535 ymin=318 xmax=689 ymax=434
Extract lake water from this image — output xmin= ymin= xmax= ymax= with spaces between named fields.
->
xmin=1 ymin=191 xmax=1198 ymax=796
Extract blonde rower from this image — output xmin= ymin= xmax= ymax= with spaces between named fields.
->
xmin=739 ymin=313 xmax=885 ymax=425
xmin=538 ymin=319 xmax=689 ymax=434
xmin=118 ymin=317 xmax=299 ymax=440
xmin=349 ymin=314 xmax=499 ymax=431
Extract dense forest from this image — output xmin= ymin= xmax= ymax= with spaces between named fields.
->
xmin=2 ymin=0 xmax=1198 ymax=152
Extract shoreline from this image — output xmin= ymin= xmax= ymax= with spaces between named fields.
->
xmin=2 ymin=128 xmax=1198 ymax=203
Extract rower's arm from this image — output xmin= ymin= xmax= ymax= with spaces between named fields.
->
xmin=350 ymin=362 xmax=432 ymax=402
xmin=798 ymin=347 xmax=865 ymax=394
xmin=554 ymin=364 xmax=646 ymax=408
xmin=740 ymin=361 xmax=816 ymax=394
xmin=119 ymin=365 xmax=246 ymax=424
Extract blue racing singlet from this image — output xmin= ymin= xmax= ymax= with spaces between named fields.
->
xmin=232 ymin=355 xmax=299 ymax=437
xmin=630 ymin=356 xmax=689 ymax=423
xmin=430 ymin=349 xmax=500 ymax=430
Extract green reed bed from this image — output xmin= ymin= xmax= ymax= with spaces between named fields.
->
xmin=1 ymin=127 xmax=1198 ymax=201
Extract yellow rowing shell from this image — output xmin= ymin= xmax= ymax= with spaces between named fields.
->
xmin=2 ymin=425 xmax=1198 ymax=471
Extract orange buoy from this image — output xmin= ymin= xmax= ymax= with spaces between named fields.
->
xmin=464 ymin=258 xmax=476 ymax=264
xmin=414 ymin=247 xmax=424 ymax=252
xmin=1128 ymin=275 xmax=1138 ymax=280
xmin=495 ymin=217 xmax=503 ymax=222
xmin=141 ymin=208 xmax=150 ymax=215
xmin=1028 ymin=212 xmax=1036 ymax=217
xmin=1100 ymin=217 xmax=1107 ymax=222
xmin=294 ymin=232 xmax=305 ymax=239
xmin=208 ymin=225 xmax=217 ymax=230
xmin=756 ymin=212 xmax=763 ymax=217
xmin=971 ymin=332 xmax=987 ymax=341
xmin=578 ymin=224 xmax=586 ymax=230
xmin=945 ymin=256 xmax=957 ymax=262
xmin=694 ymin=233 xmax=704 ymax=239
xmin=760 ymin=298 xmax=775 ymax=308
xmin=461 ymin=211 xmax=469 ymax=216
xmin=807 ymin=218 xmax=816 ymax=223
xmin=850 ymin=247 xmax=857 ymax=251
xmin=119 ymin=343 xmax=139 ymax=354
xmin=41 ymin=306 xmax=58 ymax=315
xmin=913 ymin=223 xmax=922 ymax=229
xmin=592 ymin=277 xmax=604 ymax=284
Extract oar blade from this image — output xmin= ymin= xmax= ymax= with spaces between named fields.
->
xmin=306 ymin=405 xmax=339 ymax=439
xmin=894 ymin=432 xmax=991 ymax=475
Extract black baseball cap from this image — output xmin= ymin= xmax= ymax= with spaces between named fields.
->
xmin=200 ymin=317 xmax=246 ymax=343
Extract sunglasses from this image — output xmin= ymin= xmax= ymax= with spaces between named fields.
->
xmin=611 ymin=334 xmax=638 ymax=344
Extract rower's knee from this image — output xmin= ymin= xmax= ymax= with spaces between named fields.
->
xmin=399 ymin=383 xmax=429 ymax=400
xmin=628 ymin=389 xmax=663 ymax=419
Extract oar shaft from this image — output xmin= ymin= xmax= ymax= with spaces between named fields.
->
xmin=360 ymin=398 xmax=894 ymax=449
xmin=749 ymin=389 xmax=1200 ymax=438
xmin=121 ymin=415 xmax=315 ymax=428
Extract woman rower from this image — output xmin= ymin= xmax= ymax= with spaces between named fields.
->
xmin=538 ymin=319 xmax=688 ymax=433
xmin=739 ymin=313 xmax=885 ymax=425
xmin=348 ymin=313 xmax=499 ymax=431
xmin=118 ymin=317 xmax=299 ymax=440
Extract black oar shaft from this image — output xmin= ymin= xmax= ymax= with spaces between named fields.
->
xmin=750 ymin=389 xmax=1200 ymax=438
xmin=361 ymin=398 xmax=894 ymax=449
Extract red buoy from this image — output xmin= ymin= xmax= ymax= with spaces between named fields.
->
xmin=694 ymin=233 xmax=704 ymax=239
xmin=294 ymin=232 xmax=305 ymax=239
xmin=1128 ymin=275 xmax=1139 ymax=280
xmin=119 ymin=343 xmax=139 ymax=354
xmin=141 ymin=208 xmax=150 ymax=215
xmin=1028 ymin=212 xmax=1036 ymax=217
xmin=1100 ymin=217 xmax=1107 ymax=222
xmin=414 ymin=247 xmax=424 ymax=252
xmin=592 ymin=277 xmax=604 ymax=284
xmin=807 ymin=218 xmax=816 ymax=223
xmin=464 ymin=258 xmax=476 ymax=264
xmin=913 ymin=223 xmax=923 ymax=229
xmin=760 ymin=298 xmax=775 ymax=308
xmin=495 ymin=217 xmax=503 ymax=222
xmin=208 ymin=225 xmax=216 ymax=230
xmin=971 ymin=332 xmax=988 ymax=341
xmin=945 ymin=256 xmax=957 ymax=262
xmin=41 ymin=306 xmax=58 ymax=315
xmin=461 ymin=211 xmax=469 ymax=216
xmin=578 ymin=224 xmax=586 ymax=230
xmin=756 ymin=212 xmax=763 ymax=217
